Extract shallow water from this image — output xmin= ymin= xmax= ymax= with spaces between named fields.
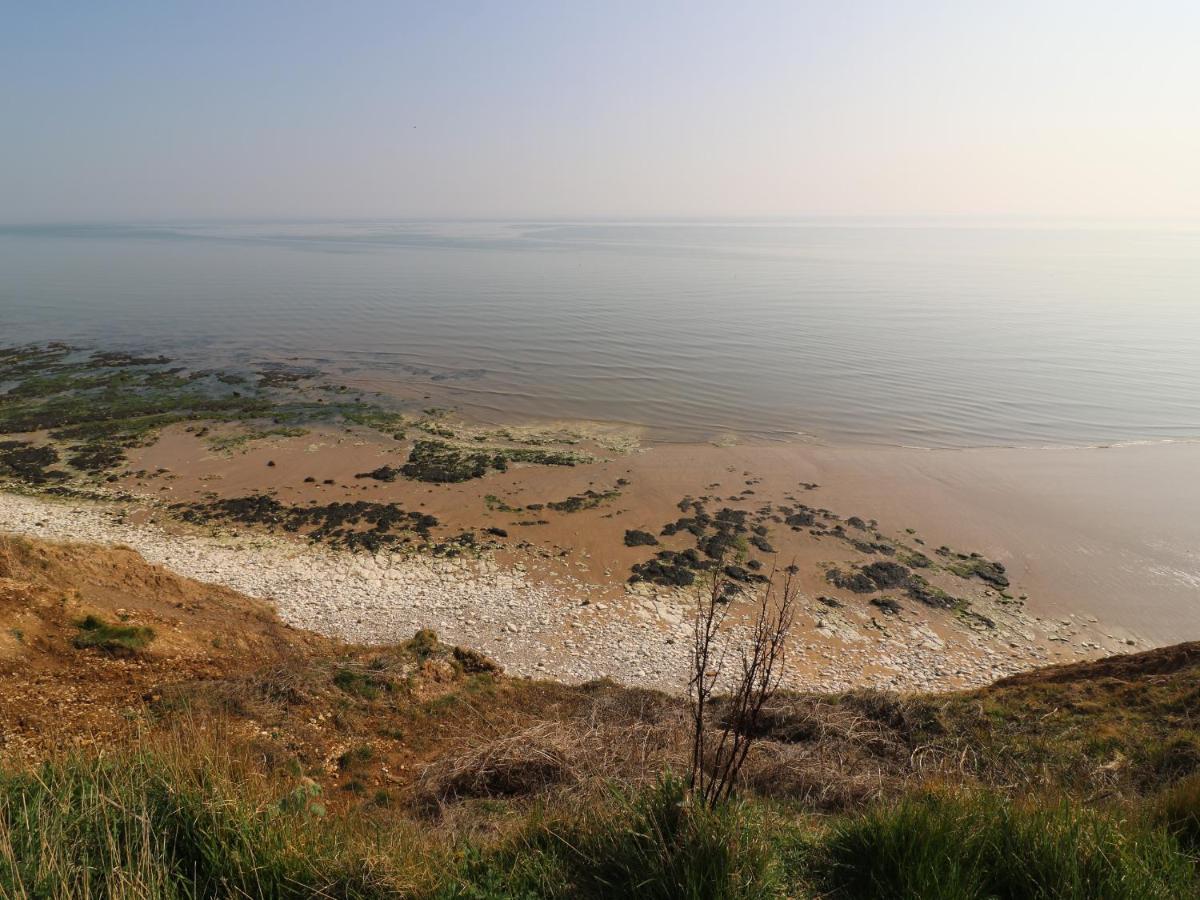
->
xmin=2 ymin=219 xmax=1198 ymax=447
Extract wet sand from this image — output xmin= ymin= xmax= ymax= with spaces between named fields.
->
xmin=115 ymin=423 xmax=1200 ymax=656
xmin=794 ymin=441 xmax=1200 ymax=645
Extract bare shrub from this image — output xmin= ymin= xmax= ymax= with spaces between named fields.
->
xmin=688 ymin=567 xmax=797 ymax=809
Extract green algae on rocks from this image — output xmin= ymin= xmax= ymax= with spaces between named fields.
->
xmin=172 ymin=494 xmax=440 ymax=553
xmin=547 ymin=488 xmax=621 ymax=513
xmin=400 ymin=439 xmax=592 ymax=483
xmin=0 ymin=441 xmax=70 ymax=485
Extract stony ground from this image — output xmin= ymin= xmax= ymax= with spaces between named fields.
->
xmin=0 ymin=489 xmax=1090 ymax=692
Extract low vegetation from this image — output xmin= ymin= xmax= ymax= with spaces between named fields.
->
xmin=72 ymin=614 xmax=155 ymax=654
xmin=1 ymin=741 xmax=1196 ymax=899
xmin=0 ymin=532 xmax=1198 ymax=897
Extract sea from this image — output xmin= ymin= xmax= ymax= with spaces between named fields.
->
xmin=2 ymin=219 xmax=1198 ymax=448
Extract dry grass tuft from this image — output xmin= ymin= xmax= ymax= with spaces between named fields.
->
xmin=415 ymin=702 xmax=690 ymax=807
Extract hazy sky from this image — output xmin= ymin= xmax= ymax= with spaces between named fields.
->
xmin=3 ymin=1 xmax=1198 ymax=221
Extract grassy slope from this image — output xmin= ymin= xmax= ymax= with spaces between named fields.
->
xmin=0 ymin=531 xmax=1197 ymax=898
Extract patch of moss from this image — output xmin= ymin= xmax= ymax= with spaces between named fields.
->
xmin=332 ymin=668 xmax=390 ymax=700
xmin=405 ymin=629 xmax=440 ymax=660
xmin=207 ymin=426 xmax=309 ymax=453
xmin=73 ymin=615 xmax=154 ymax=655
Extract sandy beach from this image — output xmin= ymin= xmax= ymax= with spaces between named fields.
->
xmin=2 ymin=343 xmax=1195 ymax=692
xmin=6 ymin=413 xmax=1196 ymax=692
xmin=121 ymin=422 xmax=1200 ymax=644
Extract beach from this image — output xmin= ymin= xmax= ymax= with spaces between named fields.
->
xmin=1 ymin=340 xmax=1196 ymax=693
xmin=6 ymin=404 xmax=1196 ymax=692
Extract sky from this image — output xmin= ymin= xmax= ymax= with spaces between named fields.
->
xmin=2 ymin=1 xmax=1198 ymax=221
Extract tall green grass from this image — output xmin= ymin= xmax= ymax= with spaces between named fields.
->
xmin=1151 ymin=772 xmax=1200 ymax=859
xmin=1 ymin=738 xmax=1196 ymax=899
xmin=823 ymin=790 xmax=1198 ymax=900
xmin=442 ymin=778 xmax=781 ymax=900
xmin=0 ymin=732 xmax=405 ymax=899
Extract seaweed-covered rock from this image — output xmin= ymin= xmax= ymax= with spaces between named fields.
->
xmin=871 ymin=596 xmax=903 ymax=615
xmin=624 ymin=529 xmax=659 ymax=547
xmin=906 ymin=575 xmax=958 ymax=609
xmin=547 ymin=488 xmax=620 ymax=512
xmin=172 ymin=494 xmax=438 ymax=552
xmin=749 ymin=534 xmax=775 ymax=553
xmin=860 ymin=561 xmax=911 ymax=589
xmin=0 ymin=441 xmax=70 ymax=485
xmin=355 ymin=465 xmax=402 ymax=482
xmin=401 ymin=441 xmax=506 ymax=483
xmin=65 ymin=441 xmax=125 ymax=474
xmin=950 ymin=554 xmax=1010 ymax=588
xmin=826 ymin=567 xmax=877 ymax=593
xmin=723 ymin=564 xmax=767 ymax=584
xmin=785 ymin=510 xmax=816 ymax=528
xmin=629 ymin=558 xmax=696 ymax=587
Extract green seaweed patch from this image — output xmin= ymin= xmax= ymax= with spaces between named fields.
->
xmin=629 ymin=549 xmax=711 ymax=586
xmin=0 ymin=386 xmax=271 ymax=436
xmin=256 ymin=366 xmax=318 ymax=389
xmin=547 ymin=488 xmax=621 ymax=513
xmin=66 ymin=441 xmax=126 ymax=475
xmin=825 ymin=566 xmax=877 ymax=593
xmin=0 ymin=344 xmax=397 ymax=481
xmin=207 ymin=426 xmax=309 ymax=453
xmin=172 ymin=494 xmax=439 ymax=553
xmin=900 ymin=549 xmax=934 ymax=568
xmin=948 ymin=554 xmax=1010 ymax=588
xmin=335 ymin=405 xmax=410 ymax=433
xmin=401 ymin=440 xmax=592 ymax=483
xmin=906 ymin=574 xmax=960 ymax=610
xmin=484 ymin=494 xmax=523 ymax=513
xmin=401 ymin=440 xmax=510 ymax=483
xmin=826 ymin=561 xmax=966 ymax=612
xmin=497 ymin=446 xmax=593 ymax=467
xmin=826 ymin=561 xmax=913 ymax=594
xmin=723 ymin=563 xmax=768 ymax=584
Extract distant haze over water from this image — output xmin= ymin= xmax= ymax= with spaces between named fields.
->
xmin=2 ymin=220 xmax=1198 ymax=448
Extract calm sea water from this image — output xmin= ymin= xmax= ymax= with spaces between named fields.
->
xmin=2 ymin=220 xmax=1198 ymax=448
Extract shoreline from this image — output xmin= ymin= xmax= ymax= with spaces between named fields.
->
xmin=3 ymin=342 xmax=1197 ymax=691
xmin=0 ymin=487 xmax=1068 ymax=692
